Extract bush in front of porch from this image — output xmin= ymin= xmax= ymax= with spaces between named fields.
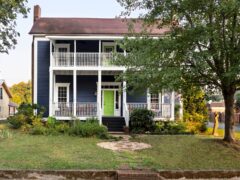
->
xmin=7 ymin=104 xmax=109 ymax=139
xmin=129 ymin=108 xmax=207 ymax=135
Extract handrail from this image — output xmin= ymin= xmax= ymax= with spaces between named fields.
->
xmin=52 ymin=52 xmax=125 ymax=67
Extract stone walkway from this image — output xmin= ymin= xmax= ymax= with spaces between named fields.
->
xmin=97 ymin=135 xmax=151 ymax=151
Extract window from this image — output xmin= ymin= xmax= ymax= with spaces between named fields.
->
xmin=0 ymin=88 xmax=2 ymax=99
xmin=115 ymin=91 xmax=119 ymax=109
xmin=151 ymin=93 xmax=159 ymax=110
xmin=58 ymin=87 xmax=67 ymax=103
xmin=55 ymin=83 xmax=70 ymax=103
xmin=55 ymin=44 xmax=70 ymax=66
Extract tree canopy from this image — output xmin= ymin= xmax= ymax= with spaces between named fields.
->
xmin=0 ymin=0 xmax=29 ymax=53
xmin=117 ymin=0 xmax=240 ymax=142
xmin=10 ymin=81 xmax=31 ymax=105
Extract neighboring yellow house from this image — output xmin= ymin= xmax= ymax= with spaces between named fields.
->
xmin=0 ymin=80 xmax=17 ymax=119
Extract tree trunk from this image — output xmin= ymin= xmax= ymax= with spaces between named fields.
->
xmin=222 ymin=88 xmax=236 ymax=143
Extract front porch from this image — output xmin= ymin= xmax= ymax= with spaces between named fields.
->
xmin=49 ymin=70 xmax=175 ymax=127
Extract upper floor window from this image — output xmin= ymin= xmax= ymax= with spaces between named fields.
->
xmin=102 ymin=42 xmax=116 ymax=53
xmin=0 ymin=88 xmax=2 ymax=100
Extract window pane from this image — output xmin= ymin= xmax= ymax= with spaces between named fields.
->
xmin=0 ymin=88 xmax=2 ymax=99
xmin=58 ymin=87 xmax=67 ymax=103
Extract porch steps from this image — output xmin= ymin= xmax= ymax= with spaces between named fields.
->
xmin=102 ymin=117 xmax=126 ymax=132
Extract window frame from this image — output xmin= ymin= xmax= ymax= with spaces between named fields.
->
xmin=54 ymin=83 xmax=70 ymax=103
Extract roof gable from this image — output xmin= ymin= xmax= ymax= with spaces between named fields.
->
xmin=0 ymin=80 xmax=12 ymax=98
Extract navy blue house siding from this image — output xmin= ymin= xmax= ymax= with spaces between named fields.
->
xmin=37 ymin=41 xmax=50 ymax=117
xmin=127 ymin=91 xmax=147 ymax=103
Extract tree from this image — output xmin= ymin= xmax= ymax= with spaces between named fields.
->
xmin=10 ymin=81 xmax=31 ymax=105
xmin=117 ymin=0 xmax=240 ymax=142
xmin=0 ymin=0 xmax=29 ymax=53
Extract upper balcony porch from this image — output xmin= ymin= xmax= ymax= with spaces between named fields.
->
xmin=50 ymin=39 xmax=126 ymax=70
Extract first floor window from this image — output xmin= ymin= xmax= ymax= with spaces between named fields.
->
xmin=58 ymin=86 xmax=67 ymax=103
xmin=151 ymin=93 xmax=159 ymax=110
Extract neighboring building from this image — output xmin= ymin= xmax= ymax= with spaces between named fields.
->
xmin=207 ymin=101 xmax=225 ymax=113
xmin=29 ymin=5 xmax=175 ymax=131
xmin=0 ymin=80 xmax=17 ymax=119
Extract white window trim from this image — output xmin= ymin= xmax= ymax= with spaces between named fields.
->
xmin=55 ymin=44 xmax=70 ymax=52
xmin=54 ymin=83 xmax=70 ymax=103
xmin=102 ymin=42 xmax=116 ymax=52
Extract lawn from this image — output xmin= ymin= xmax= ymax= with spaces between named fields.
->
xmin=0 ymin=130 xmax=239 ymax=170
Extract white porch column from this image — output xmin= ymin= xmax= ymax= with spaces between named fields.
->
xmin=170 ymin=91 xmax=175 ymax=121
xmin=73 ymin=70 xmax=77 ymax=117
xmin=74 ymin=40 xmax=76 ymax=66
xmin=147 ymin=88 xmax=151 ymax=110
xmin=49 ymin=40 xmax=53 ymax=116
xmin=123 ymin=80 xmax=128 ymax=126
xmin=97 ymin=70 xmax=102 ymax=124
xmin=179 ymin=94 xmax=183 ymax=120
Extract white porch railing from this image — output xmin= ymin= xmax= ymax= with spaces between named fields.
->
xmin=53 ymin=102 xmax=73 ymax=117
xmin=53 ymin=102 xmax=97 ymax=117
xmin=52 ymin=52 xmax=124 ymax=67
xmin=127 ymin=103 xmax=148 ymax=114
xmin=127 ymin=103 xmax=172 ymax=119
xmin=76 ymin=102 xmax=97 ymax=117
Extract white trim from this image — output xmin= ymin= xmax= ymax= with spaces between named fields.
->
xmin=45 ymin=35 xmax=162 ymax=40
xmin=170 ymin=91 xmax=175 ymax=121
xmin=102 ymin=89 xmax=121 ymax=117
xmin=73 ymin=70 xmax=77 ymax=116
xmin=54 ymin=83 xmax=70 ymax=103
xmin=97 ymin=70 xmax=102 ymax=124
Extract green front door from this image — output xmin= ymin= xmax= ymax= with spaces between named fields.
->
xmin=104 ymin=90 xmax=114 ymax=116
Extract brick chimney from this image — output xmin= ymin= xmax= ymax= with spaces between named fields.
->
xmin=34 ymin=5 xmax=41 ymax=22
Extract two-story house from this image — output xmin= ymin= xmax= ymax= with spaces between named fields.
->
xmin=29 ymin=5 xmax=175 ymax=131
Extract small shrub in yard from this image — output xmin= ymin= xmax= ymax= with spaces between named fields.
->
xmin=129 ymin=109 xmax=155 ymax=133
xmin=7 ymin=103 xmax=45 ymax=129
xmin=46 ymin=116 xmax=57 ymax=128
xmin=55 ymin=123 xmax=70 ymax=134
xmin=154 ymin=121 xmax=188 ymax=135
xmin=68 ymin=120 xmax=108 ymax=138
xmin=86 ymin=117 xmax=99 ymax=124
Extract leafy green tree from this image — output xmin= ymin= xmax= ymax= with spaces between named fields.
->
xmin=182 ymin=85 xmax=208 ymax=122
xmin=117 ymin=0 xmax=240 ymax=142
xmin=10 ymin=81 xmax=31 ymax=105
xmin=0 ymin=0 xmax=29 ymax=53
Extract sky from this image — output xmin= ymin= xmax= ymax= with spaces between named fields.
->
xmin=0 ymin=0 xmax=141 ymax=86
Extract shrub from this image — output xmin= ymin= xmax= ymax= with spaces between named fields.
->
xmin=185 ymin=121 xmax=207 ymax=134
xmin=129 ymin=109 xmax=155 ymax=133
xmin=154 ymin=121 xmax=188 ymax=135
xmin=46 ymin=116 xmax=57 ymax=128
xmin=55 ymin=123 xmax=70 ymax=134
xmin=29 ymin=125 xmax=47 ymax=135
xmin=68 ymin=120 xmax=108 ymax=138
xmin=7 ymin=103 xmax=45 ymax=129
xmin=86 ymin=117 xmax=99 ymax=124
xmin=7 ymin=114 xmax=25 ymax=129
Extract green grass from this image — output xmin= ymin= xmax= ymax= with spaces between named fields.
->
xmin=205 ymin=128 xmax=240 ymax=139
xmin=0 ymin=130 xmax=239 ymax=170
